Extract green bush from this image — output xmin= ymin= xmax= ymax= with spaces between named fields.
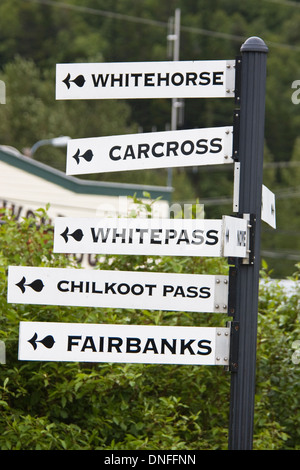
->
xmin=0 ymin=207 xmax=299 ymax=450
xmin=255 ymin=266 xmax=300 ymax=449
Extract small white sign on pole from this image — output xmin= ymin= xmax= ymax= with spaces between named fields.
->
xmin=8 ymin=266 xmax=229 ymax=313
xmin=222 ymin=215 xmax=248 ymax=258
xmin=18 ymin=322 xmax=230 ymax=365
xmin=261 ymin=185 xmax=276 ymax=229
xmin=56 ymin=60 xmax=236 ymax=100
xmin=65 ymin=127 xmax=233 ymax=176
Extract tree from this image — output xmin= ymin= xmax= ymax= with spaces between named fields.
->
xmin=0 ymin=56 xmax=137 ymax=170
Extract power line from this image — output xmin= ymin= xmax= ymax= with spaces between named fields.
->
xmin=264 ymin=0 xmax=300 ymax=7
xmin=24 ymin=0 xmax=169 ymax=28
xmin=261 ymin=250 xmax=300 ymax=260
xmin=24 ymin=0 xmax=300 ymax=51
xmin=264 ymin=161 xmax=300 ymax=168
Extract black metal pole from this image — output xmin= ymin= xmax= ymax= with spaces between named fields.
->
xmin=228 ymin=37 xmax=268 ymax=450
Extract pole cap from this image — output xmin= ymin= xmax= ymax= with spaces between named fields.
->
xmin=241 ymin=36 xmax=268 ymax=53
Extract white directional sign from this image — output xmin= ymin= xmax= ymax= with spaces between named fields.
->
xmin=7 ymin=266 xmax=229 ymax=313
xmin=56 ymin=60 xmax=236 ymax=100
xmin=54 ymin=217 xmax=223 ymax=257
xmin=53 ymin=216 xmax=248 ymax=258
xmin=66 ymin=127 xmax=233 ymax=176
xmin=18 ymin=321 xmax=230 ymax=365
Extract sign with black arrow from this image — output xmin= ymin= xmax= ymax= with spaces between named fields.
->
xmin=65 ymin=127 xmax=233 ymax=176
xmin=53 ymin=217 xmax=223 ymax=257
xmin=53 ymin=216 xmax=249 ymax=258
xmin=8 ymin=266 xmax=229 ymax=314
xmin=56 ymin=60 xmax=235 ymax=100
xmin=18 ymin=321 xmax=230 ymax=365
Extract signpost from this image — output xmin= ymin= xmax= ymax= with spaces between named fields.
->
xmin=53 ymin=216 xmax=249 ymax=258
xmin=18 ymin=321 xmax=230 ymax=365
xmin=65 ymin=126 xmax=233 ymax=176
xmin=8 ymin=266 xmax=229 ymax=313
xmin=227 ymin=37 xmax=269 ymax=450
xmin=56 ymin=60 xmax=235 ymax=100
xmin=5 ymin=35 xmax=273 ymax=451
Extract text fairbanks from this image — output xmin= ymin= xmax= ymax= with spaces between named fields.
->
xmin=67 ymin=335 xmax=212 ymax=356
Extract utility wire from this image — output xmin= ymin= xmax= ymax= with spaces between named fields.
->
xmin=24 ymin=0 xmax=300 ymax=51
xmin=23 ymin=0 xmax=172 ymax=28
xmin=261 ymin=250 xmax=300 ymax=260
xmin=264 ymin=0 xmax=300 ymax=7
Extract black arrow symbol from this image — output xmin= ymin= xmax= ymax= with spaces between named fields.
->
xmin=28 ymin=333 xmax=55 ymax=351
xmin=16 ymin=277 xmax=44 ymax=293
xmin=60 ymin=227 xmax=84 ymax=243
xmin=63 ymin=73 xmax=86 ymax=89
xmin=72 ymin=148 xmax=93 ymax=165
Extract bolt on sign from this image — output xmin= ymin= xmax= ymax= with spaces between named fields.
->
xmin=18 ymin=322 xmax=230 ymax=365
xmin=7 ymin=266 xmax=229 ymax=314
xmin=56 ymin=60 xmax=236 ymax=100
xmin=65 ymin=127 xmax=233 ymax=176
